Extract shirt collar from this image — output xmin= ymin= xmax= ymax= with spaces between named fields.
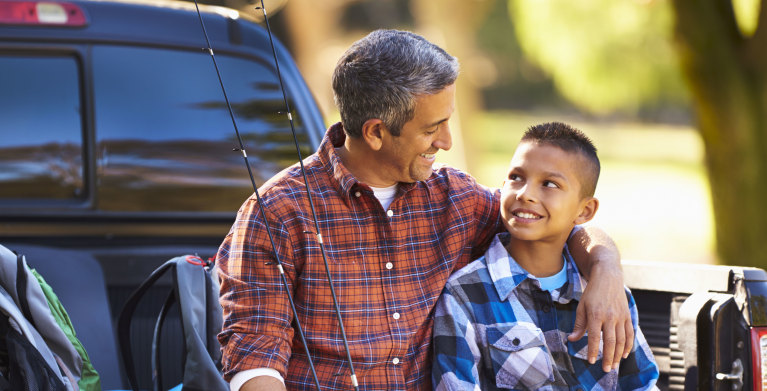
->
xmin=486 ymin=232 xmax=584 ymax=303
xmin=317 ymin=122 xmax=424 ymax=203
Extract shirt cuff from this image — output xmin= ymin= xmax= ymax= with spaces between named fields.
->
xmin=229 ymin=368 xmax=285 ymax=391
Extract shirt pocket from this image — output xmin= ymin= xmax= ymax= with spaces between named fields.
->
xmin=567 ymin=334 xmax=604 ymax=363
xmin=488 ymin=322 xmax=554 ymax=390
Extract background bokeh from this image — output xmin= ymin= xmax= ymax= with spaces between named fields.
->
xmin=212 ymin=0 xmax=767 ymax=267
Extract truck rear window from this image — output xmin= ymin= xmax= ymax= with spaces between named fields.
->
xmin=0 ymin=54 xmax=85 ymax=204
xmin=92 ymin=46 xmax=312 ymax=212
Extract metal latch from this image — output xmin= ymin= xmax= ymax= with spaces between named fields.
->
xmin=715 ymin=358 xmax=743 ymax=390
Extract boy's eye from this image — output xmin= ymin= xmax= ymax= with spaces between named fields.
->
xmin=543 ymin=180 xmax=559 ymax=188
xmin=509 ymin=174 xmax=521 ymax=181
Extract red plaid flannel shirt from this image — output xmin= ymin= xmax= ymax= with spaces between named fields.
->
xmin=217 ymin=123 xmax=501 ymax=390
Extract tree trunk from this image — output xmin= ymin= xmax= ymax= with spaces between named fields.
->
xmin=670 ymin=0 xmax=767 ymax=267
xmin=281 ymin=0 xmax=359 ymax=119
xmin=410 ymin=0 xmax=494 ymax=172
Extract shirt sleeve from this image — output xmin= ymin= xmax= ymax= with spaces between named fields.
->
xmin=470 ymin=183 xmax=502 ymax=261
xmin=618 ymin=289 xmax=660 ymax=390
xmin=432 ymin=284 xmax=483 ymax=391
xmin=217 ymin=195 xmax=298 ymax=381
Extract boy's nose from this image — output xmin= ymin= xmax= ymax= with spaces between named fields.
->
xmin=516 ymin=184 xmax=536 ymax=202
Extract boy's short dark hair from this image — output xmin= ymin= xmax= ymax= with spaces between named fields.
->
xmin=521 ymin=122 xmax=600 ymax=197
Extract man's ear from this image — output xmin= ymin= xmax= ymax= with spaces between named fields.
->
xmin=574 ymin=197 xmax=599 ymax=225
xmin=360 ymin=119 xmax=387 ymax=151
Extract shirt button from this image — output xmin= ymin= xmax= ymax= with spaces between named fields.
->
xmin=512 ymin=338 xmax=520 ymax=346
xmin=354 ymin=191 xmax=361 ymax=198
xmin=386 ymin=209 xmax=394 ymax=217
xmin=385 ymin=262 xmax=393 ymax=270
xmin=392 ymin=357 xmax=400 ymax=365
xmin=392 ymin=312 xmax=400 ymax=320
xmin=543 ymin=305 xmax=551 ymax=313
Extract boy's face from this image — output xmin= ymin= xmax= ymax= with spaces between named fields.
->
xmin=500 ymin=141 xmax=598 ymax=243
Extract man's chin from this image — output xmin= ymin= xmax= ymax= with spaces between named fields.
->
xmin=409 ymin=166 xmax=434 ymax=182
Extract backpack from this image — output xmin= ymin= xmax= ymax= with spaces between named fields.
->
xmin=0 ymin=244 xmax=99 ymax=391
xmin=117 ymin=255 xmax=227 ymax=391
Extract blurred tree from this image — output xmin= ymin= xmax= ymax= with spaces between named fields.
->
xmin=410 ymin=0 xmax=494 ymax=170
xmin=280 ymin=0 xmax=357 ymax=118
xmin=670 ymin=0 xmax=767 ymax=268
xmin=509 ymin=0 xmax=688 ymax=117
xmin=511 ymin=0 xmax=767 ymax=267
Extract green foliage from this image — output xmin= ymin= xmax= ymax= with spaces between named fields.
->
xmin=508 ymin=0 xmax=688 ymax=114
xmin=732 ymin=0 xmax=760 ymax=36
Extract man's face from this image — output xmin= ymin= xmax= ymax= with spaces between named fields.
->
xmin=379 ymin=84 xmax=455 ymax=184
xmin=500 ymin=142 xmax=591 ymax=243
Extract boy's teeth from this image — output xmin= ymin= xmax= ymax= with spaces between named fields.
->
xmin=516 ymin=212 xmax=538 ymax=219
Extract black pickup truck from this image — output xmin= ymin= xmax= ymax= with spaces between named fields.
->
xmin=1 ymin=0 xmax=766 ymax=390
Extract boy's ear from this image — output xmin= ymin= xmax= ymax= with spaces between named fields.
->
xmin=360 ymin=119 xmax=387 ymax=151
xmin=574 ymin=197 xmax=599 ymax=225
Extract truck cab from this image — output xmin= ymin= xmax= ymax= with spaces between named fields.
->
xmin=0 ymin=0 xmax=324 ymax=387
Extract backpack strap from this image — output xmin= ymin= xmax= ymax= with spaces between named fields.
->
xmin=117 ymin=256 xmax=227 ymax=391
xmin=117 ymin=260 xmax=176 ymax=391
xmin=15 ymin=254 xmax=35 ymax=328
xmin=152 ymin=288 xmax=177 ymax=391
xmin=171 ymin=257 xmax=227 ymax=390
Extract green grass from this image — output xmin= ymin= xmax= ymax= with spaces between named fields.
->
xmin=446 ymin=110 xmax=716 ymax=265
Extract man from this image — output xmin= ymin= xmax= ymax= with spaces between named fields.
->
xmin=218 ymin=29 xmax=631 ymax=391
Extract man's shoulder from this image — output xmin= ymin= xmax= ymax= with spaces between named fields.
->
xmin=429 ymin=164 xmax=475 ymax=184
xmin=259 ymin=154 xmax=324 ymax=197
xmin=427 ymin=164 xmax=495 ymax=195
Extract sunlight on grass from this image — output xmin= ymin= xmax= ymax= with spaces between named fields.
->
xmin=449 ymin=110 xmax=716 ymax=265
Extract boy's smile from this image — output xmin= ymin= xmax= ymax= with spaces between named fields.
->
xmin=501 ymin=141 xmax=596 ymax=244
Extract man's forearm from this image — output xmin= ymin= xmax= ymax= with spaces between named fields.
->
xmin=567 ymin=225 xmax=621 ymax=280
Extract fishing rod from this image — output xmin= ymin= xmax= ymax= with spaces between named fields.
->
xmin=191 ymin=1 xmax=359 ymax=389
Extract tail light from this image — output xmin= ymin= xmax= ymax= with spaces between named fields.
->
xmin=0 ymin=1 xmax=87 ymax=26
xmin=752 ymin=327 xmax=767 ymax=390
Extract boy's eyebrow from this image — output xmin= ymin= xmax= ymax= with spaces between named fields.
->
xmin=544 ymin=171 xmax=569 ymax=182
xmin=510 ymin=166 xmax=570 ymax=183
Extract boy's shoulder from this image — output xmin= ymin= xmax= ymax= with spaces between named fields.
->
xmin=447 ymin=255 xmax=492 ymax=288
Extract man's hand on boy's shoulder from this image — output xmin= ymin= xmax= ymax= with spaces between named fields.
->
xmin=566 ymin=226 xmax=634 ymax=372
xmin=568 ymin=268 xmax=633 ymax=373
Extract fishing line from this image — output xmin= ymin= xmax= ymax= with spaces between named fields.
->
xmin=191 ymin=1 xmax=322 ymax=389
xmin=193 ymin=1 xmax=360 ymax=389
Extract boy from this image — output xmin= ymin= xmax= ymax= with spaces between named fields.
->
xmin=432 ymin=122 xmax=659 ymax=390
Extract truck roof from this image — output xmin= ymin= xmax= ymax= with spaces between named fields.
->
xmin=0 ymin=0 xmax=274 ymax=55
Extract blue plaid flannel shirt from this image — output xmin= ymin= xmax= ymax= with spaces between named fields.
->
xmin=432 ymin=233 xmax=659 ymax=390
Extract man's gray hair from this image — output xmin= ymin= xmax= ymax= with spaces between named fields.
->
xmin=332 ymin=29 xmax=460 ymax=138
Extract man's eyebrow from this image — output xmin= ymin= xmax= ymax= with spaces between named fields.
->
xmin=425 ymin=117 xmax=449 ymax=128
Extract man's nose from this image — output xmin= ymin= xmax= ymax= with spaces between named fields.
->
xmin=433 ymin=124 xmax=452 ymax=151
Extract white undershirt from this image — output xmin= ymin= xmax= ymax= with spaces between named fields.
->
xmin=370 ymin=184 xmax=398 ymax=210
xmin=230 ymin=368 xmax=284 ymax=390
